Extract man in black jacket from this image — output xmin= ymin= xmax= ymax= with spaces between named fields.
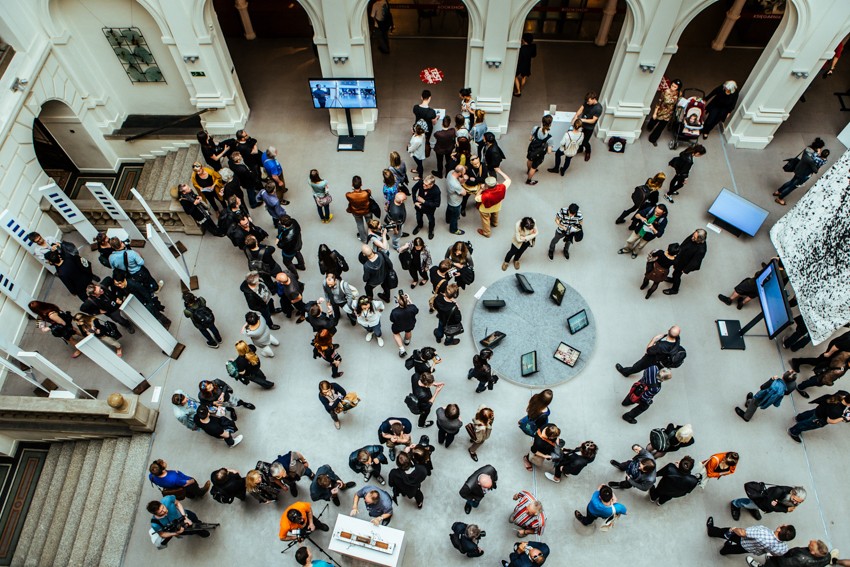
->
xmin=361 ymin=245 xmax=391 ymax=302
xmin=45 ymin=250 xmax=95 ymax=301
xmin=108 ymin=270 xmax=170 ymax=327
xmin=277 ymin=215 xmax=305 ymax=272
xmin=240 ymin=271 xmax=280 ymax=330
xmin=731 ymin=485 xmax=806 ymax=521
xmin=412 ymin=175 xmax=441 ymax=240
xmin=309 ymin=464 xmax=356 ymax=506
xmin=459 ymin=464 xmax=497 ymax=514
xmin=230 ymin=150 xmax=261 ymax=208
xmin=664 ymin=229 xmax=707 ymax=295
xmin=228 ymin=214 xmax=268 ymax=250
xmin=80 ymin=282 xmax=135 ymax=333
xmin=177 ymin=183 xmax=221 ymax=236
xmin=616 ymin=326 xmax=681 ymax=376
xmin=649 ymin=456 xmax=698 ymax=505
xmin=388 ymin=452 xmax=428 ymax=508
xmin=450 ymin=522 xmax=484 ymax=558
xmin=747 ymin=539 xmax=850 ymax=567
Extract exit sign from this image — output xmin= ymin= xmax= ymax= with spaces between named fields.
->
xmin=191 ymin=71 xmax=206 ymax=77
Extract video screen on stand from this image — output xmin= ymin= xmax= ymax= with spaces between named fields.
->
xmin=309 ymin=78 xmax=377 ymax=109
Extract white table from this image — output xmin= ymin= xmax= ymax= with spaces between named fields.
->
xmin=543 ymin=110 xmax=577 ymax=148
xmin=328 ymin=514 xmax=406 ymax=567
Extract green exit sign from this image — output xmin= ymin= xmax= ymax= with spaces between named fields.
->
xmin=190 ymin=71 xmax=206 ymax=77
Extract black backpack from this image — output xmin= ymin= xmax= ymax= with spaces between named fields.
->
xmin=210 ymin=485 xmax=234 ymax=504
xmin=404 ymin=350 xmax=422 ymax=370
xmin=192 ymin=305 xmax=215 ymax=327
xmin=662 ymin=344 xmax=687 ymax=368
xmin=526 ymin=127 xmax=551 ymax=160
xmin=649 ymin=427 xmax=669 ymax=452
xmin=404 ymin=393 xmax=422 ymax=414
xmin=244 ymin=247 xmax=271 ymax=275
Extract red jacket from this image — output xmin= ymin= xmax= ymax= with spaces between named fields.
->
xmin=480 ymin=184 xmax=506 ymax=208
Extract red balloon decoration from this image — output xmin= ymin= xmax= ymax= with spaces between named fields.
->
xmin=420 ymin=67 xmax=445 ymax=85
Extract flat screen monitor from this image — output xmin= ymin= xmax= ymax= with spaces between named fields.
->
xmin=567 ymin=310 xmax=589 ymax=334
xmin=308 ymin=78 xmax=377 ymax=109
xmin=708 ymin=188 xmax=769 ymax=237
xmin=756 ymin=259 xmax=793 ymax=339
xmin=550 ymin=279 xmax=566 ymax=305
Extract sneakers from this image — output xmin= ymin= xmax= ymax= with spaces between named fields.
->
xmin=513 ymin=261 xmax=520 ymax=269
xmin=664 ymin=193 xmax=674 ymax=203
xmin=207 ymin=341 xmax=219 ymax=348
xmin=366 ymin=332 xmax=374 ymax=342
xmin=375 ymin=475 xmax=386 ymax=485
xmin=230 ymin=434 xmax=243 ymax=447
xmin=403 ymin=338 xmax=410 ymax=345
xmin=747 ymin=557 xmax=762 ymax=567
xmin=377 ymin=337 xmax=384 ymax=347
xmin=544 ymin=472 xmax=561 ymax=483
xmin=399 ymin=348 xmax=407 ymax=358
xmin=451 ymin=229 xmax=466 ymax=235
xmin=334 ymin=421 xmax=341 ymax=430
xmin=420 ymin=420 xmax=434 ymax=428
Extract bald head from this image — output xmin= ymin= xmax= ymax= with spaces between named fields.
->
xmin=478 ymin=474 xmax=493 ymax=489
xmin=668 ymin=326 xmax=680 ymax=338
xmin=361 ymin=244 xmax=375 ymax=259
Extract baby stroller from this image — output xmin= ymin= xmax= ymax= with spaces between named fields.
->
xmin=668 ymin=88 xmax=705 ymax=150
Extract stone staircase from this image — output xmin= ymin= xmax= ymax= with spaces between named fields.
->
xmin=133 ymin=144 xmax=204 ymax=202
xmin=11 ymin=434 xmax=152 ymax=567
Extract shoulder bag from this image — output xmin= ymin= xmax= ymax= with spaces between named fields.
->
xmin=443 ymin=305 xmax=464 ymax=336
xmin=783 ymin=150 xmax=803 ymax=172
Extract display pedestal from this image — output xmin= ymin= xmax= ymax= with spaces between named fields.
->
xmin=338 ymin=108 xmax=365 ymax=152
xmin=716 ymin=312 xmax=764 ymax=350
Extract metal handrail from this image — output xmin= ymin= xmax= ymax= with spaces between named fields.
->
xmin=124 ymin=108 xmax=210 ymax=142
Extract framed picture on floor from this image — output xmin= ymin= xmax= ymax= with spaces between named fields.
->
xmin=553 ymin=342 xmax=581 ymax=367
xmin=520 ymin=351 xmax=538 ymax=376
xmin=567 ymin=309 xmax=589 ymax=334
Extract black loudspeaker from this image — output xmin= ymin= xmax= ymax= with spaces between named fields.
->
xmin=515 ymin=273 xmax=534 ymax=294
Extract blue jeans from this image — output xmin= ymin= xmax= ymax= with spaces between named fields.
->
xmin=789 ymin=409 xmax=826 ymax=436
xmin=731 ymin=498 xmax=759 ymax=510
xmin=446 ymin=204 xmax=461 ymax=233
xmin=364 ymin=322 xmax=382 ymax=337
xmin=777 ymin=175 xmax=810 ymax=199
xmin=316 ymin=203 xmax=330 ymax=221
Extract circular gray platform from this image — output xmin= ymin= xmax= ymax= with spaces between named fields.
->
xmin=470 ymin=272 xmax=596 ymax=387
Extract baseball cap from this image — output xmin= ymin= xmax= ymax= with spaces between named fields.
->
xmin=484 ymin=177 xmax=497 ymax=188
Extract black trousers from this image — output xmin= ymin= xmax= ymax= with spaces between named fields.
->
xmin=621 ymin=394 xmax=650 ymax=420
xmin=669 ymin=174 xmax=687 ymax=194
xmin=619 ymin=354 xmax=659 ymax=376
xmin=579 ymin=128 xmax=594 ymax=154
xmin=707 ymin=523 xmax=747 ymax=555
xmin=415 ymin=209 xmax=436 ymax=232
xmin=418 ymin=403 xmax=433 ymax=427
xmin=647 ymin=119 xmax=669 ymax=144
xmin=668 ymin=266 xmax=685 ymax=292
xmin=365 ymin=281 xmax=391 ymax=299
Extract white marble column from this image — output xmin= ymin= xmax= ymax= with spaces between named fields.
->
xmin=711 ymin=0 xmax=746 ymax=52
xmin=234 ymin=0 xmax=257 ymax=40
xmin=595 ymin=0 xmax=620 ymax=47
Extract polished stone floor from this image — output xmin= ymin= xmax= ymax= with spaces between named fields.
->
xmin=21 ymin=34 xmax=850 ymax=566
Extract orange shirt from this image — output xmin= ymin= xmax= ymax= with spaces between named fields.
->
xmin=279 ymin=501 xmax=312 ymax=539
xmin=703 ymin=452 xmax=736 ymax=478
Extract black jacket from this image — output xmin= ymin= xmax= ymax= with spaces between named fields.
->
xmin=240 ymin=280 xmax=271 ymax=312
xmin=653 ymin=463 xmax=699 ymax=498
xmin=310 ymin=464 xmax=342 ymax=502
xmin=765 ymin=547 xmax=831 ymax=567
xmin=418 ymin=186 xmax=441 ymax=213
xmin=632 ymin=204 xmax=668 ymax=241
xmin=674 ymin=237 xmax=707 ymax=274
xmin=434 ymin=296 xmax=461 ymax=324
xmin=388 ymin=463 xmax=427 ymax=497
xmin=362 ymin=253 xmax=387 ymax=286
xmin=751 ymin=485 xmax=796 ymax=513
xmin=277 ymin=220 xmax=303 ymax=254
xmin=348 ymin=445 xmax=387 ymax=474
xmin=450 ymin=522 xmax=483 ymax=558
xmin=459 ymin=465 xmax=497 ymax=502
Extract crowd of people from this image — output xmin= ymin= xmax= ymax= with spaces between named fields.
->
xmin=25 ymin=72 xmax=849 ymax=566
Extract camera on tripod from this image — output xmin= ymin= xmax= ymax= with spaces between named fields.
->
xmin=163 ymin=515 xmax=219 ymax=536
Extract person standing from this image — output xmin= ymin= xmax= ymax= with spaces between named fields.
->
xmin=575 ymin=92 xmax=602 ymax=161
xmin=241 ymin=311 xmax=278 ymax=357
xmin=646 ymin=79 xmax=682 ymax=146
xmin=731 ymin=485 xmax=806 ymax=522
xmin=544 ymin=440 xmax=597 ymax=484
xmin=313 ymin=329 xmax=344 ymax=379
xmin=269 ymin=451 xmax=315 ymax=498
xmin=646 ymin=423 xmax=695 ymax=458
xmin=30 ymin=301 xmax=82 ymax=357
xmin=353 ymin=294 xmax=385 ymax=347
xmin=547 ymin=203 xmax=583 ymax=261
xmin=641 ymin=244 xmax=679 ymax=300
xmin=664 ymin=229 xmax=707 ymax=295
xmin=702 ymin=80 xmax=739 ymax=140
xmin=412 ymin=175 xmax=441 ymax=240
xmin=468 ymin=348 xmax=498 ymax=393
xmin=349 ymin=445 xmax=387 ymax=485
xmin=618 ymin=203 xmax=668 ymax=259
xmin=501 ymin=541 xmax=550 ymax=567
xmin=735 ymin=371 xmax=797 ymax=422
xmin=295 ymin=546 xmax=334 ymax=567
xmin=436 ymin=404 xmax=462 ymax=448
xmin=148 ymin=460 xmax=208 ymax=498
xmin=345 ymin=176 xmax=372 ymax=243
xmin=649 ymin=456 xmax=699 ymax=505
xmin=197 ymin=131 xmax=229 ymax=171
xmin=547 ymin=119 xmax=584 ymax=177
xmin=524 ymin=424 xmax=561 ymax=471
xmin=621 ymin=366 xmax=673 ymax=423
xmin=445 ymin=165 xmax=467 ymax=235
xmin=177 ymin=183 xmax=220 ymax=236
xmin=147 ymin=496 xmax=212 ymax=543
xmin=475 ymin=172 xmax=509 ymax=238
xmin=774 ymin=142 xmax=828 ymax=206
xmin=194 ymin=405 xmax=242 ymax=448
xmin=518 ymin=389 xmax=553 ymax=436
xmin=459 ymin=464 xmax=497 ymax=514
xmin=513 ymin=33 xmax=537 ymax=97
xmin=700 ymin=451 xmax=739 ymax=485
xmin=108 ymin=238 xmax=161 ymax=293
xmin=276 ymin=215 xmax=305 ymax=272
xmin=408 ymin=125 xmax=426 ymax=182
xmin=322 ymin=272 xmax=358 ymax=326
xmin=413 ymin=89 xmax=438 ymax=148
xmin=310 ymin=464 xmax=356 ymax=506
xmin=388 ymin=451 xmax=428 ymax=509
xmin=351 ymin=486 xmax=394 ymax=526
xmin=399 ymin=237 xmax=432 ymax=289
xmin=385 ymin=191 xmax=407 ymax=251
xmin=614 ymin=173 xmax=664 ymax=225
xmin=210 ymin=467 xmax=246 ymax=502
xmin=482 ymin=132 xmax=506 ymax=177
xmin=787 ymin=390 xmax=850 ymax=443
xmin=232 ymin=340 xmax=275 ymax=389
xmin=190 ymin=161 xmax=224 ymax=213
xmin=73 ymin=314 xmax=123 ymax=357
xmin=525 ymin=116 xmax=553 ymax=185
xmin=360 ymin=245 xmax=392 ymax=303
xmin=81 ymin=282 xmax=135 ymax=334
xmin=608 ymin=444 xmax=656 ymax=491
xmin=433 ymin=282 xmax=462 ymax=346
xmin=665 ymin=145 xmax=706 ymax=203
xmin=317 ymin=244 xmax=348 ymax=278
xmin=309 ymin=169 xmax=333 ymax=223
xmin=449 ymin=522 xmax=484 ymax=558
xmin=240 ymin=271 xmax=280 ymax=330
xmin=390 ymin=291 xmax=418 ymax=357
xmin=432 ymin=115 xmax=456 ymax=179
xmin=171 ymin=390 xmax=200 ymax=431
xmin=45 ymin=250 xmax=95 ymax=302
xmin=574 ymin=484 xmax=626 ymax=527
xmin=256 ymin=182 xmax=290 ymax=227
xmin=279 ymin=502 xmax=329 ymax=541
xmin=468 ymin=405 xmax=494 ymax=462
xmin=510 ymin=490 xmax=546 ymax=537
xmin=410 ymin=372 xmax=445 ymax=428
xmin=317 ymin=380 xmax=348 ymax=429
xmin=261 ymin=146 xmax=286 ymax=195
xmin=229 ymin=151 xmax=262 ymax=208
xmin=705 ymin=518 xmax=795 ymax=557
xmin=502 ymin=217 xmax=538 ymax=271
xmin=616 ymin=326 xmax=682 ymax=376
xmin=747 ymin=540 xmax=850 ymax=567
xmin=796 ymin=355 xmax=850 ymax=397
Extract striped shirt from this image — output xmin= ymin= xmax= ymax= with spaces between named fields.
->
xmin=510 ymin=490 xmax=545 ymax=535
xmin=554 ymin=209 xmax=583 ymax=234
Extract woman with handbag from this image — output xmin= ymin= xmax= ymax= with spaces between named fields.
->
xmin=73 ymin=313 xmax=123 ymax=357
xmin=313 ymin=329 xmax=344 ymax=378
xmin=191 ymin=161 xmax=224 ymax=213
xmin=232 ymin=340 xmax=275 ymax=389
xmin=309 ymin=169 xmax=333 ymax=223
xmin=318 ymin=380 xmax=351 ymax=430
xmin=621 ymin=366 xmax=672 ymax=423
xmin=446 ymin=241 xmax=474 ymax=289
xmin=641 ymin=243 xmax=679 ymax=299
xmin=30 ymin=301 xmax=82 ymax=358
xmin=467 ymin=405 xmax=494 ymax=462
xmin=468 ymin=348 xmax=498 ymax=393
xmin=774 ymin=140 xmax=828 ymax=205
xmin=518 ymin=389 xmax=553 ymax=437
xmin=524 ymin=423 xmax=562 ymax=472
xmin=502 ymin=217 xmax=538 ymax=271
xmin=398 ymin=237 xmax=432 ymax=289
xmin=544 ymin=440 xmax=597 ymax=484
xmin=548 ymin=119 xmax=584 ymax=177
xmin=433 ymin=283 xmax=463 ymax=346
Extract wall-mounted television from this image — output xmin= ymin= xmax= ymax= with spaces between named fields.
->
xmin=309 ymin=78 xmax=377 ymax=109
xmin=708 ymin=188 xmax=769 ymax=237
xmin=756 ymin=259 xmax=793 ymax=339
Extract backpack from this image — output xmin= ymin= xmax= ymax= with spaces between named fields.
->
xmin=404 ymin=393 xmax=422 ymax=414
xmin=649 ymin=427 xmax=669 ymax=452
xmin=526 ymin=127 xmax=551 ymax=161
xmin=404 ymin=350 xmax=421 ymax=370
xmin=368 ymin=197 xmax=382 ymax=219
xmin=564 ymin=131 xmax=581 ymax=158
xmin=210 ymin=485 xmax=234 ymax=504
xmin=225 ymin=360 xmax=239 ymax=379
xmin=244 ymin=247 xmax=271 ymax=275
xmin=662 ymin=344 xmax=687 ymax=368
xmin=192 ymin=305 xmax=215 ymax=327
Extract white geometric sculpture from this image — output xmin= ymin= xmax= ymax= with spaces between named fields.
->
xmin=76 ymin=334 xmax=147 ymax=392
xmin=85 ymin=182 xmax=145 ymax=243
xmin=16 ymin=351 xmax=96 ymax=399
xmin=119 ymin=294 xmax=184 ymax=359
xmin=37 ymin=182 xmax=98 ymax=243
xmin=0 ymin=209 xmax=56 ymax=273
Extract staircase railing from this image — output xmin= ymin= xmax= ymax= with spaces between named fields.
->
xmin=124 ymin=108 xmax=211 ymax=142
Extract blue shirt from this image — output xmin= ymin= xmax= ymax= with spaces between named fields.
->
xmin=150 ymin=495 xmax=182 ymax=532
xmin=109 ymin=249 xmax=145 ymax=274
xmin=149 ymin=470 xmax=192 ymax=489
xmin=355 ymin=485 xmax=393 ymax=517
xmin=312 ymin=561 xmax=333 ymax=567
xmin=587 ymin=491 xmax=627 ymax=518
xmin=262 ymin=152 xmax=283 ymax=176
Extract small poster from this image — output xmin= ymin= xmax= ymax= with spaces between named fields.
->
xmin=553 ymin=342 xmax=580 ymax=367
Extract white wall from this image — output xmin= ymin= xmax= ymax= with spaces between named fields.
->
xmin=38 ymin=100 xmax=112 ymax=170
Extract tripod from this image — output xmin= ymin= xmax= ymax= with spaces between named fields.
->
xmin=281 ymin=504 xmax=341 ymax=567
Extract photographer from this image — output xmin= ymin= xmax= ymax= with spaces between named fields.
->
xmin=279 ymin=502 xmax=329 ymax=542
xmin=390 ymin=291 xmax=419 ymax=358
xmin=366 ymin=219 xmax=391 ymax=256
xmin=502 ymin=541 xmax=550 ymax=566
xmin=385 ymin=191 xmax=408 ymax=250
xmin=147 ymin=496 xmax=211 ymax=543
xmin=398 ymin=238 xmax=432 ymax=288
xmin=450 ymin=522 xmax=485 ymax=558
